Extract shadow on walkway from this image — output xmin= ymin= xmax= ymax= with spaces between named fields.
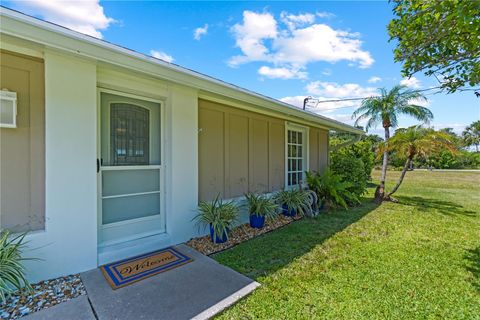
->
xmin=395 ymin=195 xmax=477 ymax=217
xmin=213 ymin=199 xmax=379 ymax=281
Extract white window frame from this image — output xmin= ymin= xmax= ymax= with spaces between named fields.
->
xmin=285 ymin=122 xmax=309 ymax=189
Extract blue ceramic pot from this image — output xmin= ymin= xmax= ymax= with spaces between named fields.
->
xmin=282 ymin=204 xmax=297 ymax=217
xmin=209 ymin=224 xmax=229 ymax=244
xmin=249 ymin=214 xmax=265 ymax=229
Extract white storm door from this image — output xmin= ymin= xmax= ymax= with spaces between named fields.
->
xmin=98 ymin=91 xmax=164 ymax=247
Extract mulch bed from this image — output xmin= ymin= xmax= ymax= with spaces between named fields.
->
xmin=186 ymin=214 xmax=303 ymax=256
xmin=0 ymin=274 xmax=86 ymax=320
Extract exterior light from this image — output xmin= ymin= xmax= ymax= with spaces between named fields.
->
xmin=0 ymin=89 xmax=17 ymax=128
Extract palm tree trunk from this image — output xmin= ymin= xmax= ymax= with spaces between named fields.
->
xmin=386 ymin=157 xmax=412 ymax=198
xmin=375 ymin=126 xmax=390 ymax=203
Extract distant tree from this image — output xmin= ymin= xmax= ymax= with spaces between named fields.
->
xmin=353 ymin=85 xmax=433 ymax=202
xmin=388 ymin=0 xmax=480 ymax=93
xmin=462 ymin=120 xmax=480 ymax=152
xmin=379 ymin=126 xmax=457 ymax=199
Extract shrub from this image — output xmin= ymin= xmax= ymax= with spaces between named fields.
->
xmin=306 ymin=170 xmax=360 ymax=209
xmin=0 ymin=230 xmax=32 ymax=303
xmin=274 ymin=189 xmax=311 ymax=217
xmin=330 ymin=149 xmax=368 ymax=197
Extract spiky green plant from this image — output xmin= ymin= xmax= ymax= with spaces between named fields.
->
xmin=306 ymin=170 xmax=360 ymax=209
xmin=193 ymin=195 xmax=239 ymax=243
xmin=274 ymin=189 xmax=311 ymax=217
xmin=244 ymin=193 xmax=278 ymax=220
xmin=0 ymin=230 xmax=33 ymax=303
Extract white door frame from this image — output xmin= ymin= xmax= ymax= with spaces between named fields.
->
xmin=96 ymin=87 xmax=166 ymax=248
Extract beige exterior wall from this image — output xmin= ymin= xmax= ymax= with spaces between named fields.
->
xmin=0 ymin=50 xmax=45 ymax=232
xmin=309 ymin=127 xmax=329 ymax=174
xmin=198 ymin=99 xmax=285 ymax=201
xmin=198 ymin=99 xmax=329 ymax=202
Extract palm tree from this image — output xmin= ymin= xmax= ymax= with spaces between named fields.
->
xmin=378 ymin=126 xmax=457 ymax=198
xmin=462 ymin=120 xmax=480 ymax=152
xmin=352 ymin=85 xmax=433 ymax=202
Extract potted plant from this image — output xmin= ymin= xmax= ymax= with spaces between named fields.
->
xmin=244 ymin=193 xmax=278 ymax=229
xmin=275 ymin=189 xmax=311 ymax=217
xmin=193 ymin=195 xmax=239 ymax=244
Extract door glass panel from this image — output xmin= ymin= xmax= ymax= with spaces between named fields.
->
xmin=110 ymin=104 xmax=149 ymax=165
xmin=101 ymin=92 xmax=161 ymax=166
xmin=102 ymin=193 xmax=160 ymax=224
xmin=102 ymin=169 xmax=159 ymax=197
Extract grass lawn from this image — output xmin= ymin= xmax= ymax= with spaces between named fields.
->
xmin=213 ymin=170 xmax=480 ymax=319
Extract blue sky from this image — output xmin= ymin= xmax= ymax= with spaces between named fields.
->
xmin=5 ymin=0 xmax=479 ymax=136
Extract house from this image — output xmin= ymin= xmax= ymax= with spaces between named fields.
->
xmin=0 ymin=7 xmax=363 ymax=282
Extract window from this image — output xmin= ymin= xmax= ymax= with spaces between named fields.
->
xmin=110 ymin=103 xmax=150 ymax=165
xmin=286 ymin=126 xmax=308 ymax=187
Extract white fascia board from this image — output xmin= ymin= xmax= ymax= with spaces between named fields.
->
xmin=0 ymin=7 xmax=364 ymax=135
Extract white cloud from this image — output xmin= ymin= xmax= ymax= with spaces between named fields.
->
xmin=306 ymin=81 xmax=377 ymax=98
xmin=258 ymin=66 xmax=307 ymax=79
xmin=431 ymin=123 xmax=466 ymax=134
xmin=273 ymin=24 xmax=373 ymax=68
xmin=322 ymin=69 xmax=332 ymax=76
xmin=194 ymin=24 xmax=208 ymax=40
xmin=11 ymin=0 xmax=114 ymax=38
xmin=316 ymin=11 xmax=335 ymax=18
xmin=400 ymin=76 xmax=421 ymax=88
xmin=150 ymin=50 xmax=174 ymax=63
xmin=368 ymin=76 xmax=382 ymax=83
xmin=280 ymin=81 xmax=378 ymax=113
xmin=280 ymin=96 xmax=308 ymax=108
xmin=229 ymin=11 xmax=278 ymax=66
xmin=409 ymin=97 xmax=430 ymax=108
xmin=280 ymin=11 xmax=316 ymax=30
xmin=229 ymin=10 xmax=373 ymax=74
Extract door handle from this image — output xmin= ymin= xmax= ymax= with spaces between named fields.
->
xmin=97 ymin=158 xmax=100 ymax=173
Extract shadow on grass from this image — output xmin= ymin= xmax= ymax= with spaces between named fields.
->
xmin=213 ymin=200 xmax=379 ymax=281
xmin=465 ymin=246 xmax=480 ymax=292
xmin=395 ymin=196 xmax=477 ymax=217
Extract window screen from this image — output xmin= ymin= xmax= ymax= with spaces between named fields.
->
xmin=110 ymin=103 xmax=149 ymax=165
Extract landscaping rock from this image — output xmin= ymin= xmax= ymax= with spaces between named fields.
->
xmin=186 ymin=214 xmax=302 ymax=255
xmin=0 ymin=274 xmax=86 ymax=319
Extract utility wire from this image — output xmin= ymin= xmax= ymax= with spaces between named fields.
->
xmin=311 ymin=86 xmax=443 ymax=105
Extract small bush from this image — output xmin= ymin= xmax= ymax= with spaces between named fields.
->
xmin=306 ymin=170 xmax=360 ymax=209
xmin=193 ymin=196 xmax=239 ymax=243
xmin=0 ymin=230 xmax=32 ymax=303
xmin=274 ymin=189 xmax=312 ymax=217
xmin=330 ymin=149 xmax=368 ymax=197
xmin=244 ymin=193 xmax=278 ymax=219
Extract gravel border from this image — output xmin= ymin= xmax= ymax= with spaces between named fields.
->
xmin=0 ymin=274 xmax=86 ymax=319
xmin=186 ymin=214 xmax=303 ymax=256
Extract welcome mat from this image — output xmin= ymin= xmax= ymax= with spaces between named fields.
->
xmin=100 ymin=247 xmax=193 ymax=289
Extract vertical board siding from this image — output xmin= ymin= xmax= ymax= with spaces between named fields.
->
xmin=0 ymin=51 xmax=45 ymax=232
xmin=268 ymin=122 xmax=285 ymax=192
xmin=309 ymin=128 xmax=320 ymax=172
xmin=198 ymin=99 xmax=327 ymax=201
xmin=198 ymin=100 xmax=284 ymax=201
xmin=308 ymin=128 xmax=329 ymax=174
xmin=227 ymin=113 xmax=249 ymax=198
xmin=318 ymin=129 xmax=329 ymax=173
xmin=250 ymin=119 xmax=269 ymax=193
xmin=198 ymin=107 xmax=225 ymax=201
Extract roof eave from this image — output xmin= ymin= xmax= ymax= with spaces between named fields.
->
xmin=0 ymin=7 xmax=364 ymax=135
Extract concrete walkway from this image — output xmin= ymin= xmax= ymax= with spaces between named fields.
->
xmin=24 ymin=245 xmax=259 ymax=320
